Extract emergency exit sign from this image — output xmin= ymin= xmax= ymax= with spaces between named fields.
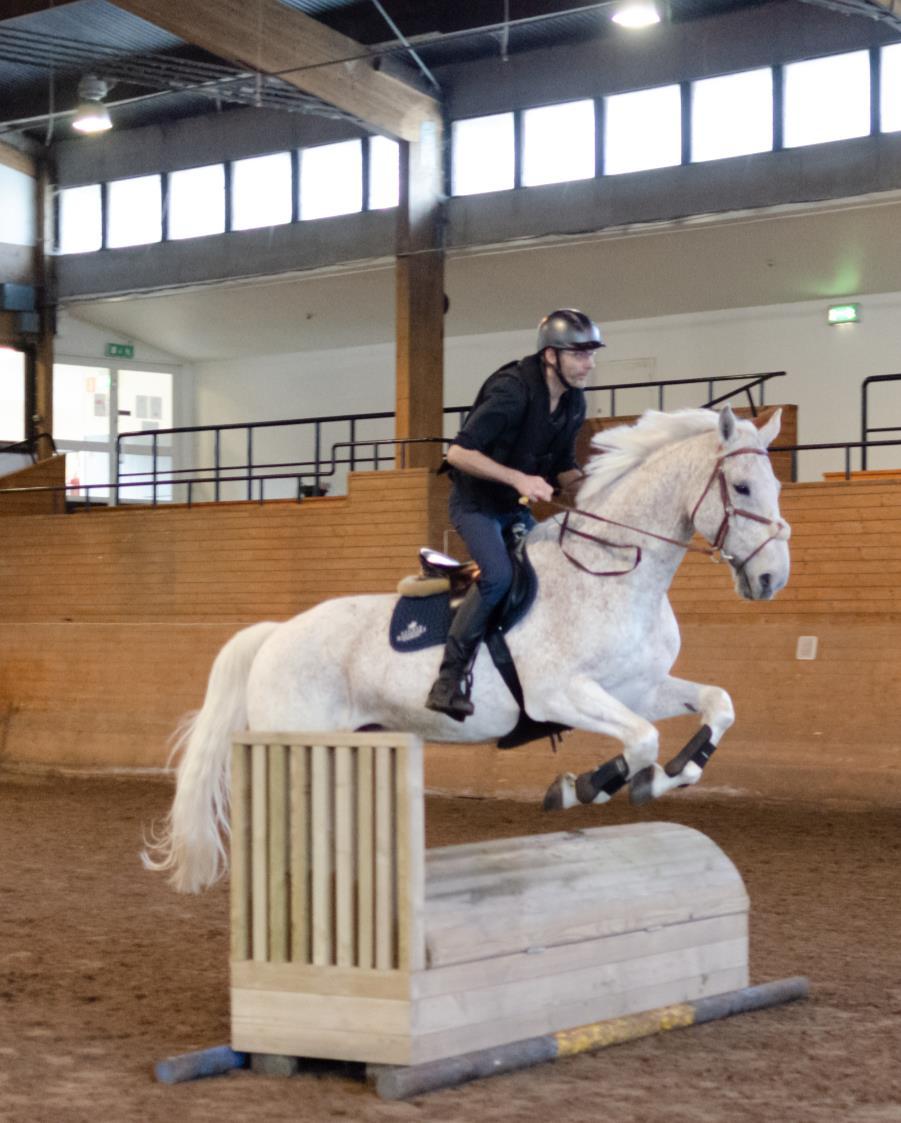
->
xmin=105 ymin=342 xmax=134 ymax=359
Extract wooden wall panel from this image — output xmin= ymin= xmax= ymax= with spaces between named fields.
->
xmin=0 ymin=456 xmax=66 ymax=515
xmin=0 ymin=469 xmax=446 ymax=767
xmin=0 ymin=469 xmax=439 ymax=624
xmin=0 ymin=622 xmax=235 ymax=768
xmin=2 ymin=468 xmax=901 ymax=799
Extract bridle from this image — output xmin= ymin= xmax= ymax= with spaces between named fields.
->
xmin=553 ymin=446 xmax=790 ymax=578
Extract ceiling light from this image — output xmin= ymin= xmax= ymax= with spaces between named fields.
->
xmin=72 ymin=75 xmax=112 ymax=134
xmin=611 ymin=3 xmax=661 ymax=29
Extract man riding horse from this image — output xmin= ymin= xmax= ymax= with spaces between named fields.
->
xmin=425 ymin=308 xmax=605 ymax=721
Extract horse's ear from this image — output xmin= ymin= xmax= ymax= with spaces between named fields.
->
xmin=752 ymin=406 xmax=782 ymax=448
xmin=718 ymin=405 xmax=737 ymax=446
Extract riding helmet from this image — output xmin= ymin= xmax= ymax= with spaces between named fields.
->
xmin=537 ymin=309 xmax=605 ymax=352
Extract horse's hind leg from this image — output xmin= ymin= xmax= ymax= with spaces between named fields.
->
xmin=627 ymin=676 xmax=735 ymax=805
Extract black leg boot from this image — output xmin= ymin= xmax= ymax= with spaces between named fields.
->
xmin=425 ymin=586 xmax=493 ymax=721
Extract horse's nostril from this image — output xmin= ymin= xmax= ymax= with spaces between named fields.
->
xmin=759 ymin=572 xmax=772 ymax=591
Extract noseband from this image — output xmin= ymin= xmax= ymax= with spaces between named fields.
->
xmin=689 ymin=447 xmax=790 ymax=572
xmin=555 ymin=446 xmax=789 ymax=577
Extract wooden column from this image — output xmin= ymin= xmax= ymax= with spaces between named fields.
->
xmin=395 ymin=119 xmax=445 ymax=471
xmin=32 ymin=158 xmax=54 ymax=457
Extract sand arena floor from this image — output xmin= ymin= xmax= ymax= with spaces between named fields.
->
xmin=1 ymin=769 xmax=899 ymax=1123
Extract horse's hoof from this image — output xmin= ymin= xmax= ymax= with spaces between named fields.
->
xmin=543 ymin=772 xmax=578 ymax=811
xmin=629 ymin=765 xmax=656 ymax=806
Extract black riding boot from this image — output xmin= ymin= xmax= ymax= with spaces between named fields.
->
xmin=425 ymin=586 xmax=493 ymax=721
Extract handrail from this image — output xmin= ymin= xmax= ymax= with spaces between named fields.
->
xmin=113 ymin=371 xmax=786 ymax=504
xmin=7 ymin=436 xmax=901 ymax=508
xmin=861 ymin=373 xmax=901 ymax=470
xmin=2 ymin=438 xmax=450 ymax=509
xmin=774 ymin=438 xmax=901 ymax=482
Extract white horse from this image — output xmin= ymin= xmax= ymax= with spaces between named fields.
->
xmin=144 ymin=405 xmax=789 ymax=893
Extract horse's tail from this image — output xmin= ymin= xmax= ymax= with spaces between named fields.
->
xmin=141 ymin=619 xmax=279 ymax=894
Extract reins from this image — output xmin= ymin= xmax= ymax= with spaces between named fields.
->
xmin=551 ymin=446 xmax=788 ymax=577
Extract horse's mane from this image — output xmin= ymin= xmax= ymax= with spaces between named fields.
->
xmin=578 ymin=408 xmax=724 ymax=504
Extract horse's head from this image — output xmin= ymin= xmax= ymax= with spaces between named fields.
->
xmin=691 ymin=406 xmax=791 ymax=601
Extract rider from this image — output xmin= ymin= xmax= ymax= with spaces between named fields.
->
xmin=425 ymin=308 xmax=605 ymax=721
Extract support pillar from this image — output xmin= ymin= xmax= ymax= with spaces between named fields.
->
xmin=395 ymin=118 xmax=445 ymax=471
xmin=32 ymin=157 xmax=54 ymax=457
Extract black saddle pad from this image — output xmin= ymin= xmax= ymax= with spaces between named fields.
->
xmin=389 ymin=547 xmax=538 ymax=654
xmin=389 ymin=592 xmax=453 ymax=652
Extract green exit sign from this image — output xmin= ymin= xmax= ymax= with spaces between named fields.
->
xmin=105 ymin=342 xmax=134 ymax=359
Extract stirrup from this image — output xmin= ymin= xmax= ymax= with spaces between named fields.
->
xmin=425 ymin=678 xmax=474 ymax=722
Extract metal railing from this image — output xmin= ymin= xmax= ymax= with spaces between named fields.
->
xmin=113 ymin=370 xmax=786 ymax=505
xmin=777 ymin=438 xmax=901 ymax=482
xmin=861 ymin=374 xmax=901 ymax=470
xmin=5 ymin=435 xmax=901 ymax=509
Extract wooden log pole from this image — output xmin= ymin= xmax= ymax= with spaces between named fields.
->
xmin=154 ymin=1045 xmax=247 ymax=1084
xmin=368 ymin=977 xmax=810 ymax=1100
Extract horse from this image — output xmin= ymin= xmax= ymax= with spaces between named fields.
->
xmin=143 ymin=404 xmax=790 ymax=893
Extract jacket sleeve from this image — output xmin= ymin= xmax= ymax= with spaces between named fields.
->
xmin=451 ymin=372 xmax=528 ymax=455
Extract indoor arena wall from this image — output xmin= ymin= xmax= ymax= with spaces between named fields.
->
xmin=1 ymin=471 xmax=898 ymax=808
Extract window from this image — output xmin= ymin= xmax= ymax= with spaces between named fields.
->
xmin=451 ymin=113 xmax=515 ymax=196
xmin=369 ymin=136 xmax=400 ymax=209
xmin=168 ymin=164 xmax=226 ymax=239
xmin=522 ymin=100 xmax=595 ymax=187
xmin=232 ymin=152 xmax=293 ymax=230
xmin=691 ymin=69 xmax=773 ymax=162
xmin=604 ymin=85 xmax=681 ymax=174
xmin=299 ymin=140 xmax=363 ymax=220
xmin=0 ymin=347 xmax=25 ymax=443
xmin=57 ymin=184 xmax=102 ymax=254
xmin=107 ymin=174 xmax=162 ymax=248
xmin=881 ymin=43 xmax=901 ymax=134
xmin=784 ymin=50 xmax=870 ymax=148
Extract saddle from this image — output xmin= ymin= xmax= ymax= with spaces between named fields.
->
xmin=391 ymin=545 xmax=570 ymax=751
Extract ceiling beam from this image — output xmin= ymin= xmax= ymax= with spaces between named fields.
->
xmin=0 ymin=1 xmax=79 ymax=16
xmin=108 ymin=0 xmax=441 ymax=141
xmin=0 ymin=140 xmax=35 ymax=177
xmin=869 ymin=0 xmax=901 ymax=17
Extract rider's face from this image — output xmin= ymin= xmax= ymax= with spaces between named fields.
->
xmin=556 ymin=348 xmax=596 ymax=389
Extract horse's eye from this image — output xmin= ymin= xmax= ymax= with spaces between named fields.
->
xmin=734 ymin=482 xmax=751 ymax=497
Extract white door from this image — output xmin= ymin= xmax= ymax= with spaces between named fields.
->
xmin=53 ymin=364 xmax=174 ymax=504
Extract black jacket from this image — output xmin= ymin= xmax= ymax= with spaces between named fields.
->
xmin=448 ymin=353 xmax=586 ymax=514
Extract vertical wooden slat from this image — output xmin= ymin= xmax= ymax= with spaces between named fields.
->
xmin=311 ymin=743 xmax=333 ymax=965
xmin=395 ymin=735 xmax=426 ymax=972
xmin=267 ymin=743 xmax=289 ymax=963
xmin=250 ymin=743 xmax=268 ymax=962
xmin=289 ymin=744 xmax=310 ymax=964
xmin=356 ymin=745 xmax=375 ymax=970
xmin=374 ymin=746 xmax=395 ymax=970
xmin=229 ymin=741 xmax=251 ymax=962
xmin=334 ymin=745 xmax=355 ymax=967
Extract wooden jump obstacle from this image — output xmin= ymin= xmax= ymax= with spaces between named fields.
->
xmin=196 ymin=730 xmax=807 ymax=1097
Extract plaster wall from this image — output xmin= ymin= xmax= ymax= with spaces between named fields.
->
xmin=183 ymin=290 xmax=901 ymax=484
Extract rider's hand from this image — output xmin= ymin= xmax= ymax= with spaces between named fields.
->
xmin=516 ymin=473 xmax=554 ymax=504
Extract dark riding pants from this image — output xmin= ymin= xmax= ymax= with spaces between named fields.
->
xmin=449 ymin=494 xmax=536 ymax=610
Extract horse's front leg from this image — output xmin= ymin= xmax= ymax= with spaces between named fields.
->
xmin=628 ymin=675 xmax=735 ymax=805
xmin=539 ymin=676 xmax=661 ymax=811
